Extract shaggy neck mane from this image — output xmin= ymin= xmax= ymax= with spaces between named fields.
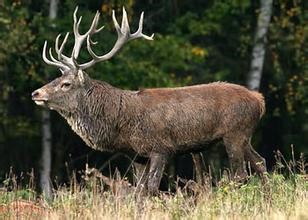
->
xmin=59 ymin=80 xmax=124 ymax=151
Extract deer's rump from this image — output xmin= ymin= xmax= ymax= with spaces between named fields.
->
xmin=127 ymin=82 xmax=265 ymax=154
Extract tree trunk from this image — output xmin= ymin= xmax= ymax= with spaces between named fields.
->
xmin=40 ymin=0 xmax=58 ymax=199
xmin=49 ymin=0 xmax=58 ymax=20
xmin=40 ymin=110 xmax=52 ymax=199
xmin=247 ymin=0 xmax=273 ymax=91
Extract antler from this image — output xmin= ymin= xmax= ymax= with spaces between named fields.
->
xmin=79 ymin=7 xmax=154 ymax=70
xmin=42 ymin=6 xmax=154 ymax=73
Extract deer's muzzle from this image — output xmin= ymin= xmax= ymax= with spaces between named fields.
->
xmin=32 ymin=89 xmax=48 ymax=106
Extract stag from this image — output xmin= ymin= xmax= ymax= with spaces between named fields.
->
xmin=32 ymin=7 xmax=266 ymax=194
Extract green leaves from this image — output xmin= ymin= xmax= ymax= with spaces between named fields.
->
xmin=86 ymin=33 xmax=200 ymax=89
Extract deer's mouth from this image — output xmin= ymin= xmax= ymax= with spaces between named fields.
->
xmin=33 ymin=98 xmax=48 ymax=106
xmin=31 ymin=89 xmax=49 ymax=106
xmin=34 ymin=100 xmax=46 ymax=106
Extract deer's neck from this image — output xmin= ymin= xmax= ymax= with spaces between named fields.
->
xmin=61 ymin=81 xmax=124 ymax=151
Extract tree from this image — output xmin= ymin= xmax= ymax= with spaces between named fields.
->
xmin=40 ymin=0 xmax=59 ymax=200
xmin=247 ymin=0 xmax=273 ymax=91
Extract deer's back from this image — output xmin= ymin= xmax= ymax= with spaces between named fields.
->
xmin=118 ymin=82 xmax=265 ymax=155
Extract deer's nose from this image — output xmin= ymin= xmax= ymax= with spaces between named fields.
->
xmin=31 ymin=89 xmax=48 ymax=100
xmin=31 ymin=90 xmax=40 ymax=99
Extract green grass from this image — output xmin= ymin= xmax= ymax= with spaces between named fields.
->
xmin=0 ymin=173 xmax=307 ymax=219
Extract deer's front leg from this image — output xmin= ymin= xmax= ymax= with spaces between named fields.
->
xmin=133 ymin=160 xmax=150 ymax=193
xmin=147 ymin=152 xmax=167 ymax=195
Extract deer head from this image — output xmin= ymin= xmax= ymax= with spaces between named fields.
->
xmin=32 ymin=7 xmax=153 ymax=111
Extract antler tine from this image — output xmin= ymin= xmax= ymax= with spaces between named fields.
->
xmin=55 ymin=32 xmax=78 ymax=69
xmin=42 ymin=41 xmax=69 ymax=70
xmin=86 ymin=35 xmax=99 ymax=59
xmin=79 ymin=8 xmax=154 ymax=70
xmin=120 ymin=7 xmax=130 ymax=35
xmin=49 ymin=47 xmax=71 ymax=72
xmin=112 ymin=10 xmax=121 ymax=35
xmin=55 ymin=33 xmax=70 ymax=61
xmin=131 ymin=11 xmax=154 ymax=40
xmin=55 ymin=34 xmax=61 ymax=56
xmin=71 ymin=7 xmax=104 ymax=60
xmin=48 ymin=48 xmax=60 ymax=63
xmin=73 ymin=6 xmax=81 ymax=36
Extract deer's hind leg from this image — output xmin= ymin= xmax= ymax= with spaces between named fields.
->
xmin=224 ymin=132 xmax=267 ymax=182
xmin=223 ymin=133 xmax=248 ymax=181
xmin=244 ymin=138 xmax=267 ymax=176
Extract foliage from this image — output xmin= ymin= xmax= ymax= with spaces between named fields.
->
xmin=0 ymin=2 xmax=44 ymax=176
xmin=265 ymin=0 xmax=307 ymax=154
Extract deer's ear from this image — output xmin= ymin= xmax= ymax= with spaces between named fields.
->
xmin=77 ymin=70 xmax=85 ymax=84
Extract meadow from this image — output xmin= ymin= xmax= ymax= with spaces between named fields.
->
xmin=0 ymin=159 xmax=307 ymax=220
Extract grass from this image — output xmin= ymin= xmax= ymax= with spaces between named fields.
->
xmin=0 ymin=173 xmax=307 ymax=219
xmin=0 ymin=152 xmax=307 ymax=219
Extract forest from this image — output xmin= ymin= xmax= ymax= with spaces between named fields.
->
xmin=0 ymin=0 xmax=307 ymax=218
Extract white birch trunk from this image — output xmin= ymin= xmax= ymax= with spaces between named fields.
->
xmin=40 ymin=0 xmax=58 ymax=199
xmin=247 ymin=0 xmax=273 ymax=91
xmin=49 ymin=0 xmax=58 ymax=20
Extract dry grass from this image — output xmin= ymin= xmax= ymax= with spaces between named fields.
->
xmin=0 ymin=151 xmax=307 ymax=219
xmin=0 ymin=172 xmax=307 ymax=220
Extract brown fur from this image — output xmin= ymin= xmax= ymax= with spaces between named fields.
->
xmin=32 ymin=72 xmax=267 ymax=194
xmin=114 ymin=82 xmax=264 ymax=155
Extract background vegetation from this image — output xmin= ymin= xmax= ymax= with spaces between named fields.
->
xmin=0 ymin=0 xmax=307 ymax=193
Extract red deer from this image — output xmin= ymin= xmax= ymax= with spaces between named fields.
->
xmin=32 ymin=7 xmax=267 ymax=194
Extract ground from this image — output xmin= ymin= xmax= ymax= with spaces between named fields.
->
xmin=0 ymin=173 xmax=307 ymax=219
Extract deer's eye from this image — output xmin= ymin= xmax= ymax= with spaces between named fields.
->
xmin=61 ymin=82 xmax=71 ymax=90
